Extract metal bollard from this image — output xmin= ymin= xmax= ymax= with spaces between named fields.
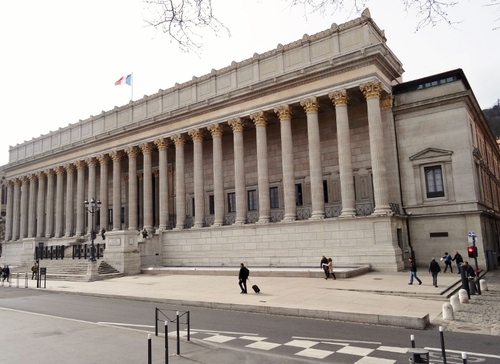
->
xmin=176 ymin=311 xmax=180 ymax=355
xmin=148 ymin=334 xmax=152 ymax=364
xmin=439 ymin=326 xmax=447 ymax=364
xmin=165 ymin=321 xmax=169 ymax=364
xmin=462 ymin=352 xmax=467 ymax=364
xmin=410 ymin=334 xmax=415 ymax=348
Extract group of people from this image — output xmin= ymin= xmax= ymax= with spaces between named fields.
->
xmin=409 ymin=251 xmax=476 ymax=287
xmin=320 ymin=256 xmax=336 ymax=280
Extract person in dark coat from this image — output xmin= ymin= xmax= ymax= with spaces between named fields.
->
xmin=408 ymin=257 xmax=422 ymax=285
xmin=238 ymin=263 xmax=249 ymax=294
xmin=452 ymin=251 xmax=463 ymax=273
xmin=428 ymin=258 xmax=441 ymax=287
xmin=2 ymin=265 xmax=10 ymax=282
xmin=320 ymin=255 xmax=328 ymax=278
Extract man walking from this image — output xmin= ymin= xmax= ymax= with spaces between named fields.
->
xmin=428 ymin=258 xmax=441 ymax=287
xmin=441 ymin=252 xmax=453 ymax=273
xmin=238 ymin=263 xmax=249 ymax=294
xmin=408 ymin=257 xmax=422 ymax=285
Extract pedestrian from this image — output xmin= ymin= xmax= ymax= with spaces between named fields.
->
xmin=2 ymin=265 xmax=10 ymax=282
xmin=463 ymin=261 xmax=476 ymax=278
xmin=325 ymin=257 xmax=336 ymax=280
xmin=238 ymin=263 xmax=249 ymax=294
xmin=452 ymin=251 xmax=463 ymax=273
xmin=408 ymin=257 xmax=422 ymax=285
xmin=31 ymin=261 xmax=39 ymax=280
xmin=100 ymin=228 xmax=106 ymax=240
xmin=441 ymin=252 xmax=453 ymax=273
xmin=428 ymin=258 xmax=441 ymax=287
xmin=141 ymin=228 xmax=148 ymax=239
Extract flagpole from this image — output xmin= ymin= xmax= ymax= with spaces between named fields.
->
xmin=130 ymin=72 xmax=134 ymax=101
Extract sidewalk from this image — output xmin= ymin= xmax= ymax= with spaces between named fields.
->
xmin=5 ymin=267 xmax=499 ymax=334
xmin=22 ymin=267 xmax=479 ymax=330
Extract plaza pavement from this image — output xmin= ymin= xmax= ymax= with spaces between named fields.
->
xmin=9 ymin=266 xmax=489 ymax=330
xmin=1 ymin=267 xmax=499 ymax=364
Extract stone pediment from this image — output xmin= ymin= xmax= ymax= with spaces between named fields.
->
xmin=409 ymin=148 xmax=453 ymax=161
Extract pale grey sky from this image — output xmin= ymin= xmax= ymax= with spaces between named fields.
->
xmin=0 ymin=0 xmax=498 ymax=166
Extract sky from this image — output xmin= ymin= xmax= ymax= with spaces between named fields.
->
xmin=0 ymin=0 xmax=499 ymax=167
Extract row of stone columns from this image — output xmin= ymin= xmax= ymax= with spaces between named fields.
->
xmin=3 ymin=81 xmax=392 ymax=241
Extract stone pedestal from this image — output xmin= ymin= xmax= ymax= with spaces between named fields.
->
xmin=86 ymin=260 xmax=99 ymax=281
xmin=103 ymin=230 xmax=140 ymax=274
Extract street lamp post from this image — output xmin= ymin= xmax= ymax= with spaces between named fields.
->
xmin=84 ymin=198 xmax=101 ymax=262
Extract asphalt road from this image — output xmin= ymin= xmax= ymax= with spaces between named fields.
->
xmin=1 ymin=288 xmax=498 ymax=363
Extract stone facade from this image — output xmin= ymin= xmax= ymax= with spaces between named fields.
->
xmin=0 ymin=9 xmax=498 ymax=273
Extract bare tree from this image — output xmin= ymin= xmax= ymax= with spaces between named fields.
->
xmin=144 ymin=0 xmax=499 ymax=52
xmin=143 ymin=0 xmax=230 ymax=54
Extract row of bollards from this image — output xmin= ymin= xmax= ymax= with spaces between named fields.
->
xmin=443 ymin=279 xmax=489 ymax=321
xmin=150 ymin=309 xmax=189 ymax=364
xmin=148 ymin=321 xmax=170 ymax=364
xmin=409 ymin=327 xmax=469 ymax=363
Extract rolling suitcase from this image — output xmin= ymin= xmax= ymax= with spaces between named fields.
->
xmin=252 ymin=284 xmax=260 ymax=293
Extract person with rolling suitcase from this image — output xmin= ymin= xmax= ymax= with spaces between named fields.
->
xmin=238 ymin=263 xmax=249 ymax=294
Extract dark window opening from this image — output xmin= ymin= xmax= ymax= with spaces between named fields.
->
xmin=270 ymin=187 xmax=279 ymax=209
xmin=425 ymin=165 xmax=445 ymax=198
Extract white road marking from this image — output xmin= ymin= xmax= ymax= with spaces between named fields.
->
xmin=295 ymin=348 xmax=334 ymax=359
xmin=354 ymin=357 xmax=396 ymax=364
xmin=376 ymin=346 xmax=409 ymax=354
xmin=337 ymin=345 xmax=375 ymax=356
xmin=245 ymin=341 xmax=282 ymax=351
xmin=284 ymin=339 xmax=320 ymax=348
xmin=203 ymin=335 xmax=236 ymax=343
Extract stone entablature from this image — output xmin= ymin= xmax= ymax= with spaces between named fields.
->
xmin=6 ymin=10 xmax=402 ymax=166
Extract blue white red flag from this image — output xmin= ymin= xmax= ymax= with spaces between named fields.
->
xmin=115 ymin=74 xmax=132 ymax=86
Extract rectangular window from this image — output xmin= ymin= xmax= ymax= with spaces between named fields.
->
xmin=228 ymin=192 xmax=236 ymax=213
xmin=323 ymin=180 xmax=329 ymax=203
xmin=270 ymin=187 xmax=279 ymax=209
xmin=295 ymin=183 xmax=303 ymax=206
xmin=191 ymin=198 xmax=195 ymax=216
xmin=425 ymin=165 xmax=445 ymax=198
xmin=247 ymin=189 xmax=257 ymax=211
xmin=108 ymin=209 xmax=113 ymax=224
xmin=208 ymin=195 xmax=215 ymax=215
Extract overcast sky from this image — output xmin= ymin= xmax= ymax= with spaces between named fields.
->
xmin=0 ymin=0 xmax=498 ymax=167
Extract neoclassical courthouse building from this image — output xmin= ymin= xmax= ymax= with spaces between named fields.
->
xmin=1 ymin=10 xmax=499 ymax=273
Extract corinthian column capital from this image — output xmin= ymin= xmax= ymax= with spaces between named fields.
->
xmin=300 ymin=97 xmax=319 ymax=113
xmin=274 ymin=105 xmax=292 ymax=120
xmin=171 ymin=134 xmax=186 ymax=146
xmin=380 ymin=93 xmax=393 ymax=110
xmin=139 ymin=142 xmax=154 ymax=155
xmin=188 ymin=128 xmax=204 ymax=142
xmin=329 ymin=90 xmax=348 ymax=106
xmin=207 ymin=123 xmax=223 ymax=137
xmin=125 ymin=146 xmax=139 ymax=158
xmin=109 ymin=150 xmax=123 ymax=162
xmin=250 ymin=111 xmax=267 ymax=127
xmin=360 ymin=81 xmax=383 ymax=99
xmin=228 ymin=118 xmax=245 ymax=132
xmin=154 ymin=138 xmax=169 ymax=151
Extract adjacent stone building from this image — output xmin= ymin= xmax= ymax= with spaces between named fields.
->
xmin=0 ymin=9 xmax=498 ymax=272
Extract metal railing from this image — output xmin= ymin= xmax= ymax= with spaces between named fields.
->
xmin=72 ymin=243 xmax=105 ymax=260
xmin=35 ymin=245 xmax=65 ymax=260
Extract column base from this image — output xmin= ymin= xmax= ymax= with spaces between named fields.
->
xmin=256 ymin=219 xmax=270 ymax=224
xmin=281 ymin=215 xmax=296 ymax=222
xmin=174 ymin=226 xmax=185 ymax=230
xmin=339 ymin=209 xmax=356 ymax=218
xmin=373 ymin=206 xmax=393 ymax=216
xmin=234 ymin=221 xmax=246 ymax=226
xmin=309 ymin=212 xmax=325 ymax=220
xmin=212 ymin=221 xmax=223 ymax=227
xmin=193 ymin=223 xmax=204 ymax=229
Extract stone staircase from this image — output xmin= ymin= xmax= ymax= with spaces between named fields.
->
xmin=10 ymin=259 xmax=125 ymax=282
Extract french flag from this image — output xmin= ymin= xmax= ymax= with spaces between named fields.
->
xmin=115 ymin=74 xmax=132 ymax=86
